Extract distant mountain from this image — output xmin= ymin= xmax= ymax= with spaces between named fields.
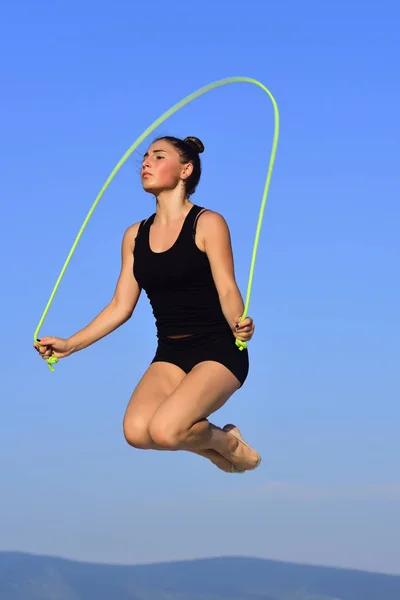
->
xmin=0 ymin=552 xmax=399 ymax=600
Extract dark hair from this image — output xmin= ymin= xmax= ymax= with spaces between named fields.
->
xmin=154 ymin=135 xmax=205 ymax=196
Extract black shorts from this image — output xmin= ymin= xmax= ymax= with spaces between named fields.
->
xmin=152 ymin=331 xmax=249 ymax=387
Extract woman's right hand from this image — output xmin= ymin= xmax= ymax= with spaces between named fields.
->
xmin=33 ymin=336 xmax=74 ymax=361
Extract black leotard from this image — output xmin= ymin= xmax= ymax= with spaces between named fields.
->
xmin=133 ymin=204 xmax=249 ymax=385
xmin=133 ymin=204 xmax=231 ymax=338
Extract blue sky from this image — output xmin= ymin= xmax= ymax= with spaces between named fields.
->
xmin=1 ymin=0 xmax=399 ymax=575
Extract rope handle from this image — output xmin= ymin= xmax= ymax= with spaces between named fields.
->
xmin=235 ymin=338 xmax=247 ymax=351
xmin=35 ymin=339 xmax=59 ymax=371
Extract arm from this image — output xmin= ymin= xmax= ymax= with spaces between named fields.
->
xmin=67 ymin=222 xmax=141 ymax=354
xmin=197 ymin=211 xmax=253 ymax=339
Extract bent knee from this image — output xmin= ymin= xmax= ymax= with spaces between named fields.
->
xmin=148 ymin=420 xmax=184 ymax=450
xmin=123 ymin=418 xmax=152 ymax=449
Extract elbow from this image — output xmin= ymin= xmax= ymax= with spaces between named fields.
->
xmin=119 ymin=305 xmax=135 ymax=324
xmin=120 ymin=310 xmax=133 ymax=325
xmin=109 ymin=298 xmax=135 ymax=325
xmin=217 ymin=284 xmax=240 ymax=301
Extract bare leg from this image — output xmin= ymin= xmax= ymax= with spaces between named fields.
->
xmin=123 ymin=362 xmax=235 ymax=472
xmin=148 ymin=361 xmax=260 ymax=471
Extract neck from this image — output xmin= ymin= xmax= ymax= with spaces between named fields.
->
xmin=154 ymin=189 xmax=193 ymax=224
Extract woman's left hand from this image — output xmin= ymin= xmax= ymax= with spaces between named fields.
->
xmin=234 ymin=316 xmax=255 ymax=342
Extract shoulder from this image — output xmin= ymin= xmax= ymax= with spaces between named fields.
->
xmin=196 ymin=209 xmax=231 ymax=240
xmin=122 ymin=219 xmax=145 ymax=251
xmin=197 ymin=209 xmax=229 ymax=232
xmin=195 ymin=209 xmax=232 ymax=253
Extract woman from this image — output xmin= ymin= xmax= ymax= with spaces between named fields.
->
xmin=34 ymin=135 xmax=261 ymax=473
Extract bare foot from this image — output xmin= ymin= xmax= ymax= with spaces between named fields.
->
xmin=223 ymin=424 xmax=261 ymax=471
xmin=197 ymin=449 xmax=236 ymax=473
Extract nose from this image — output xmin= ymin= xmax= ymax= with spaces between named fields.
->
xmin=142 ymin=156 xmax=151 ymax=170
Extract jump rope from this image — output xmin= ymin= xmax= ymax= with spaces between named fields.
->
xmin=34 ymin=76 xmax=280 ymax=372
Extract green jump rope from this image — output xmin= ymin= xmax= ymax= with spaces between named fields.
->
xmin=34 ymin=76 xmax=280 ymax=371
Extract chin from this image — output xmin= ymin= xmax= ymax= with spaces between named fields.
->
xmin=142 ymin=182 xmax=157 ymax=194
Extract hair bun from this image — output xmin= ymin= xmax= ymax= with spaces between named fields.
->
xmin=184 ymin=136 xmax=205 ymax=154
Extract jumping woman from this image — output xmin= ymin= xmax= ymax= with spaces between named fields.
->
xmin=34 ymin=136 xmax=261 ymax=473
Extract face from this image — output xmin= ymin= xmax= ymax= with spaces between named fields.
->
xmin=140 ymin=139 xmax=193 ymax=195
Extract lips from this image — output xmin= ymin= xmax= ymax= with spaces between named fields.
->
xmin=142 ymin=172 xmax=152 ymax=178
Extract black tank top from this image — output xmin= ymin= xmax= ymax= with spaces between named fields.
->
xmin=133 ymin=204 xmax=232 ymax=338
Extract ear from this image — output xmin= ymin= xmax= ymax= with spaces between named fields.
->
xmin=181 ymin=162 xmax=194 ymax=181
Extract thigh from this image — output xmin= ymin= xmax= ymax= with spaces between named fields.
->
xmin=150 ymin=361 xmax=241 ymax=434
xmin=123 ymin=361 xmax=185 ymax=438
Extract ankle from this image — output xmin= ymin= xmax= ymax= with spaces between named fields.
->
xmin=211 ymin=426 xmax=238 ymax=456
